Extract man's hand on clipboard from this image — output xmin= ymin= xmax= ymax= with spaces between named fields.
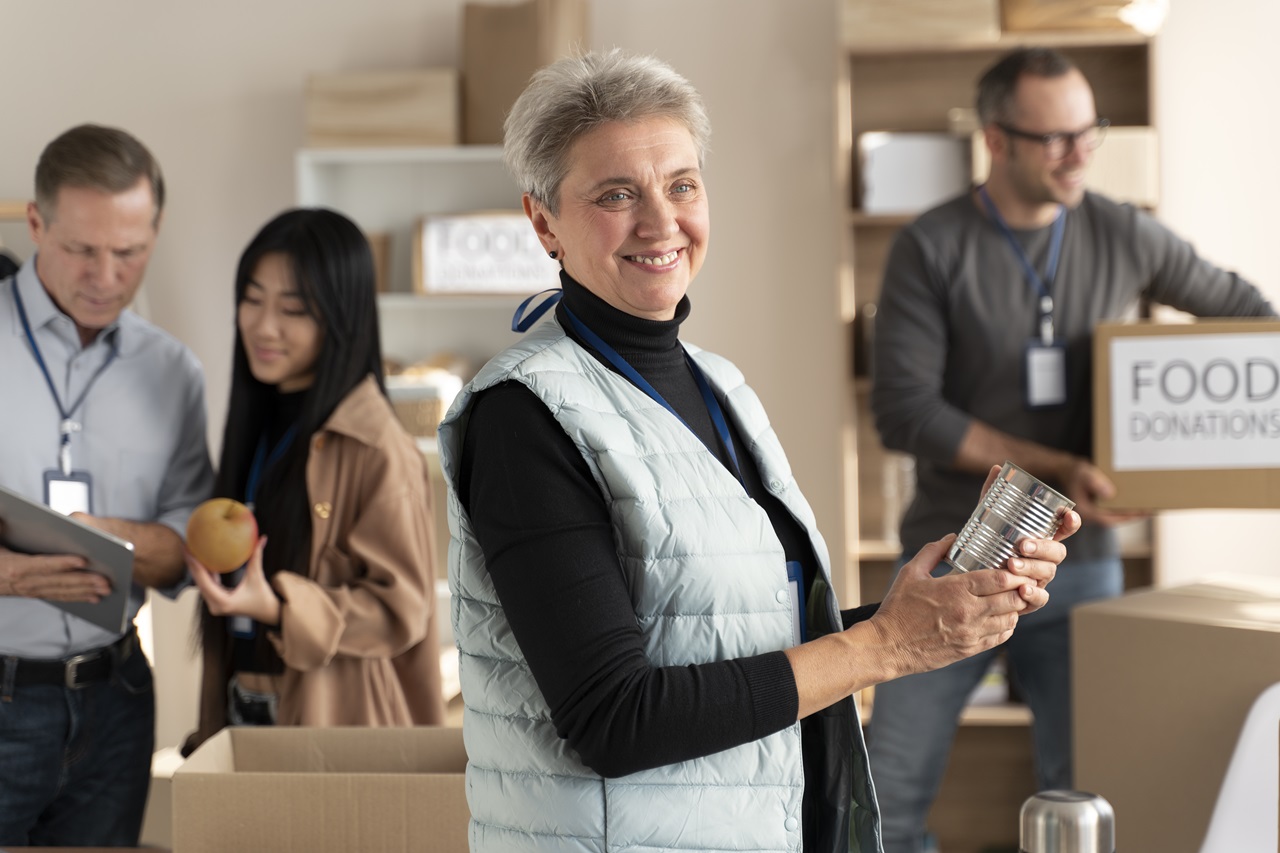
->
xmin=0 ymin=518 xmax=112 ymax=603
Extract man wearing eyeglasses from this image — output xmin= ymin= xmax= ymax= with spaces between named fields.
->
xmin=866 ymin=46 xmax=1276 ymax=853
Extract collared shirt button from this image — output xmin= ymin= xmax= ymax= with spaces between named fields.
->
xmin=314 ymin=501 xmax=331 ymax=519
xmin=314 ymin=435 xmax=325 ymax=451
xmin=776 ymin=588 xmax=788 ymax=604
xmin=784 ymin=816 xmax=798 ymax=831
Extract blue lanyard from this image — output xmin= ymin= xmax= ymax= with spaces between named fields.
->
xmin=511 ymin=288 xmax=563 ymax=332
xmin=12 ymin=278 xmax=117 ymax=474
xmin=516 ymin=291 xmax=746 ymax=488
xmin=561 ymin=305 xmax=744 ymax=488
xmin=244 ymin=425 xmax=297 ymax=507
xmin=979 ymin=185 xmax=1066 ymax=345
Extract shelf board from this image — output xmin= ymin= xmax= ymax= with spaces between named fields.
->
xmin=960 ymin=703 xmax=1033 ymax=726
xmin=856 ymin=536 xmax=1152 ymax=562
xmin=857 ymin=538 xmax=903 ymax=561
xmin=377 ymin=291 xmax=536 ymax=309
xmin=416 ymin=436 xmax=442 ymax=473
xmin=862 ymin=700 xmax=1032 ymax=727
xmin=846 ymin=29 xmax=1150 ymax=58
xmin=848 ymin=210 xmax=916 ymax=228
xmin=297 ymin=144 xmax=504 ymax=166
xmin=0 ymin=199 xmax=26 ymax=221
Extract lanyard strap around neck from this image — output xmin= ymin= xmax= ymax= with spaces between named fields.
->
xmin=12 ymin=278 xmax=117 ymax=473
xmin=979 ymin=185 xmax=1066 ymax=344
xmin=559 ymin=303 xmax=745 ymax=488
xmin=511 ymin=288 xmax=563 ymax=332
xmin=245 ymin=425 xmax=298 ymax=507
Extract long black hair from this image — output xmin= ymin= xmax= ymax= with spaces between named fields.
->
xmin=201 ymin=207 xmax=384 ymax=652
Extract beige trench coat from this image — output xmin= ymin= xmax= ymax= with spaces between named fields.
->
xmin=187 ymin=376 xmax=445 ymax=751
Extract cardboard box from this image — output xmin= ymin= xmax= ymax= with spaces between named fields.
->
xmin=414 ymin=210 xmax=560 ymax=295
xmin=858 ymin=132 xmax=971 ymax=215
xmin=172 ymin=727 xmax=468 ymax=853
xmin=972 ymin=125 xmax=1159 ymax=209
xmin=460 ymin=0 xmax=588 ymax=145
xmin=306 ymin=69 xmax=460 ymax=148
xmin=1000 ymin=0 xmax=1158 ymax=33
xmin=366 ymin=231 xmax=392 ymax=294
xmin=1073 ymin=576 xmax=1280 ymax=853
xmin=842 ymin=0 xmax=1000 ymax=48
xmin=1093 ymin=320 xmax=1280 ymax=509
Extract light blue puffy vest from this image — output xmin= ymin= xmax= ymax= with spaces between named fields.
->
xmin=437 ymin=319 xmax=880 ymax=852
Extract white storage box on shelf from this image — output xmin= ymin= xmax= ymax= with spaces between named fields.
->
xmin=858 ymin=131 xmax=971 ymax=214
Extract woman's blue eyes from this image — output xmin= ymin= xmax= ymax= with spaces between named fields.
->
xmin=599 ymin=183 xmax=697 ymax=203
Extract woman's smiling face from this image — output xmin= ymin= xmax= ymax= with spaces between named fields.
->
xmin=237 ymin=252 xmax=323 ymax=392
xmin=526 ymin=116 xmax=710 ymax=320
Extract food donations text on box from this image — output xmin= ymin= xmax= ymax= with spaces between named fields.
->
xmin=1107 ymin=331 xmax=1280 ymax=471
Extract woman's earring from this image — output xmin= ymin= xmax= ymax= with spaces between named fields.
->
xmin=549 ymin=250 xmax=558 ymax=260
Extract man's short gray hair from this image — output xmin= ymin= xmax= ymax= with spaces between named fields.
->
xmin=35 ymin=124 xmax=164 ymax=226
xmin=503 ymin=49 xmax=711 ymax=215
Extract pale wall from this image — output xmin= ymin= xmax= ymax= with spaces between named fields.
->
xmin=1153 ymin=1 xmax=1280 ymax=586
xmin=0 ymin=1 xmax=841 ymax=749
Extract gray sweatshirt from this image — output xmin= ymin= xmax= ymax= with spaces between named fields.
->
xmin=871 ymin=190 xmax=1275 ymax=560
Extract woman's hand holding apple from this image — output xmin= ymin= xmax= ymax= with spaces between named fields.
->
xmin=187 ymin=534 xmax=281 ymax=626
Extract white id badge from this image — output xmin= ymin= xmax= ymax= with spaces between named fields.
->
xmin=1025 ymin=341 xmax=1067 ymax=409
xmin=43 ymin=469 xmax=92 ymax=515
xmin=786 ymin=560 xmax=807 ymax=644
xmin=224 ymin=567 xmax=256 ymax=638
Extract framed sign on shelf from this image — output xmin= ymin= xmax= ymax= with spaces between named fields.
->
xmin=413 ymin=210 xmax=560 ymax=296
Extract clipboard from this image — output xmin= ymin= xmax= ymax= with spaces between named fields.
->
xmin=0 ymin=484 xmax=134 ymax=633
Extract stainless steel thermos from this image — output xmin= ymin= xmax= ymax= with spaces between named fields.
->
xmin=1020 ymin=790 xmax=1116 ymax=853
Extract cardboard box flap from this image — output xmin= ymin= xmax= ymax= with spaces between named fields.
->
xmin=173 ymin=727 xmax=469 ymax=853
xmin=174 ymin=727 xmax=468 ymax=774
xmin=176 ymin=725 xmax=237 ymax=774
xmin=1079 ymin=574 xmax=1280 ymax=632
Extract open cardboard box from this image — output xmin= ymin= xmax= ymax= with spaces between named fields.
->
xmin=1074 ymin=575 xmax=1280 ymax=852
xmin=1093 ymin=319 xmax=1280 ymax=509
xmin=172 ymin=726 xmax=468 ymax=853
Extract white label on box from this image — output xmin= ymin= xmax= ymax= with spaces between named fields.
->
xmin=1109 ymin=332 xmax=1280 ymax=470
xmin=422 ymin=214 xmax=561 ymax=294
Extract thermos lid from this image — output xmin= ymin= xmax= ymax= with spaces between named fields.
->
xmin=1020 ymin=790 xmax=1115 ymax=853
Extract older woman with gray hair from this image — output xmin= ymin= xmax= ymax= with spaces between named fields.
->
xmin=437 ymin=49 xmax=1078 ymax=853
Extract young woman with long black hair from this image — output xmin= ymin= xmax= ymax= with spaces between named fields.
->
xmin=183 ymin=207 xmax=444 ymax=752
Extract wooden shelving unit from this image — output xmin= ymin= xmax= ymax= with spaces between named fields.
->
xmin=837 ymin=5 xmax=1157 ymax=851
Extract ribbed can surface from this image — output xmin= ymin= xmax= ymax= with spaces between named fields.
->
xmin=945 ymin=460 xmax=1075 ymax=573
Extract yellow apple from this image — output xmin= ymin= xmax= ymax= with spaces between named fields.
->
xmin=186 ymin=498 xmax=258 ymax=574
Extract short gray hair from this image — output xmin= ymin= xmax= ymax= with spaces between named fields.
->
xmin=503 ymin=49 xmax=711 ymax=215
xmin=35 ymin=124 xmax=164 ymax=226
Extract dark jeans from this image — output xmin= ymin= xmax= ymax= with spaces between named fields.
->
xmin=0 ymin=646 xmax=155 ymax=846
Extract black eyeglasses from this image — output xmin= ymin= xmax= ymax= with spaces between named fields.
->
xmin=998 ymin=118 xmax=1110 ymax=160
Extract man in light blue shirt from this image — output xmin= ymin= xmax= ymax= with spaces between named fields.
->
xmin=0 ymin=124 xmax=214 ymax=847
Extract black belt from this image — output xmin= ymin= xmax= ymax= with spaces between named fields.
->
xmin=7 ymin=631 xmax=136 ymax=689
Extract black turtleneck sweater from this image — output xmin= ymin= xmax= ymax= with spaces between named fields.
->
xmin=458 ymin=275 xmax=876 ymax=778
